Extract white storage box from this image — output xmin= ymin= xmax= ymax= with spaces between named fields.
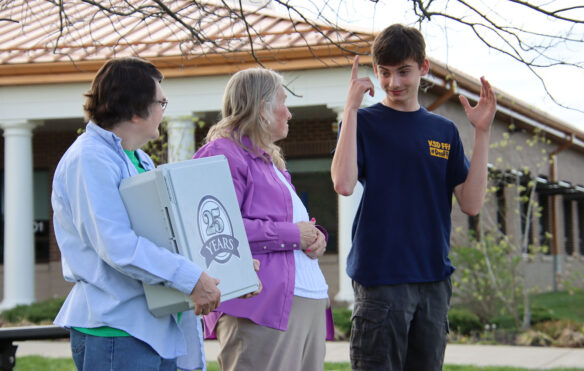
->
xmin=119 ymin=155 xmax=259 ymax=317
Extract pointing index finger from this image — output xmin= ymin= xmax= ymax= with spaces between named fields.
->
xmin=351 ymin=55 xmax=360 ymax=80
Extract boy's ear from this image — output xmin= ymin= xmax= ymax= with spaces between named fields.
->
xmin=420 ymin=59 xmax=430 ymax=76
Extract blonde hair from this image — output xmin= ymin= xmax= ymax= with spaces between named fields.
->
xmin=205 ymin=68 xmax=286 ymax=169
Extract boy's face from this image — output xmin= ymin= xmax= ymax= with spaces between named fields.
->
xmin=373 ymin=57 xmax=429 ymax=111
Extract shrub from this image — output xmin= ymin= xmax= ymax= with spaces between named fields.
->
xmin=0 ymin=298 xmax=65 ymax=325
xmin=534 ymin=319 xmax=583 ymax=339
xmin=448 ymin=308 xmax=482 ymax=335
xmin=515 ymin=329 xmax=554 ymax=346
xmin=450 ymin=232 xmax=525 ymax=325
xmin=332 ymin=307 xmax=353 ymax=339
xmin=491 ymin=305 xmax=554 ymax=330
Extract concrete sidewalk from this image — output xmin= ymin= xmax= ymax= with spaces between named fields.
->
xmin=13 ymin=340 xmax=584 ymax=369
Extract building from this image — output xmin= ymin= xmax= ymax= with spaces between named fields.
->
xmin=0 ymin=0 xmax=583 ymax=308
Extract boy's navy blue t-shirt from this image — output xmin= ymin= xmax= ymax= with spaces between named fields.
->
xmin=343 ymin=103 xmax=469 ymax=286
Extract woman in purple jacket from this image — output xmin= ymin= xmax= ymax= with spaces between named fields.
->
xmin=194 ymin=68 xmax=333 ymax=371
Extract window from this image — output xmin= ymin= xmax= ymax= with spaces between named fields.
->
xmin=538 ymin=193 xmax=551 ymax=255
xmin=563 ymin=199 xmax=574 ymax=256
xmin=33 ymin=170 xmax=51 ymax=263
xmin=519 ymin=183 xmax=534 ymax=248
xmin=288 ymin=159 xmax=337 ymax=253
xmin=496 ymin=185 xmax=506 ymax=234
xmin=579 ymin=201 xmax=584 ymax=256
xmin=468 ymin=215 xmax=480 ymax=240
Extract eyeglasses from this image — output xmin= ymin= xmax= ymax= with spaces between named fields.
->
xmin=155 ymin=99 xmax=168 ymax=110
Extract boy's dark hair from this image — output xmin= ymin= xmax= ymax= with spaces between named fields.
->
xmin=83 ymin=57 xmax=163 ymax=129
xmin=372 ymin=24 xmax=426 ymax=67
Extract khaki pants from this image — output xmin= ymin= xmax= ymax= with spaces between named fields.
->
xmin=215 ymin=296 xmax=328 ymax=371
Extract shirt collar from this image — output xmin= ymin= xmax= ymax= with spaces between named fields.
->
xmin=86 ymin=121 xmax=123 ymax=147
xmin=240 ymin=135 xmax=270 ymax=161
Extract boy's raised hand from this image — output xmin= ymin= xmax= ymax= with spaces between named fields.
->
xmin=346 ymin=55 xmax=375 ymax=111
xmin=459 ymin=76 xmax=497 ymax=133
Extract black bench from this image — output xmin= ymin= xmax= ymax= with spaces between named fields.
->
xmin=0 ymin=325 xmax=69 ymax=371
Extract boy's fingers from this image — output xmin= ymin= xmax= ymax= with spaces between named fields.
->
xmin=481 ymin=76 xmax=491 ymax=90
xmin=480 ymin=77 xmax=487 ymax=96
xmin=351 ymin=55 xmax=360 ymax=80
xmin=458 ymin=95 xmax=470 ymax=110
xmin=480 ymin=76 xmax=494 ymax=101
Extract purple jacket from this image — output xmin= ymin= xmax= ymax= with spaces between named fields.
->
xmin=193 ymin=136 xmax=334 ymax=340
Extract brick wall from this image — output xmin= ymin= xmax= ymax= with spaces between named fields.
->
xmin=281 ymin=118 xmax=337 ymax=158
xmin=36 ymin=117 xmax=337 ymax=264
xmin=196 ymin=117 xmax=338 ymax=158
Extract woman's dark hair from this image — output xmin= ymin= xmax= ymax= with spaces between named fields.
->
xmin=372 ymin=24 xmax=426 ymax=67
xmin=83 ymin=57 xmax=163 ymax=129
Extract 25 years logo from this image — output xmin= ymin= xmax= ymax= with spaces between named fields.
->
xmin=197 ymin=195 xmax=240 ymax=268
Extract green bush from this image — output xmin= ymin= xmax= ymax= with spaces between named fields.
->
xmin=449 ymin=308 xmax=483 ymax=335
xmin=533 ymin=319 xmax=583 ymax=339
xmin=332 ymin=307 xmax=353 ymax=338
xmin=0 ymin=298 xmax=65 ymax=325
xmin=450 ymin=232 xmax=525 ymax=325
xmin=491 ymin=305 xmax=555 ymax=330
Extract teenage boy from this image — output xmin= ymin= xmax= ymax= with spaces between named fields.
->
xmin=52 ymin=57 xmax=222 ymax=370
xmin=331 ymin=24 xmax=497 ymax=370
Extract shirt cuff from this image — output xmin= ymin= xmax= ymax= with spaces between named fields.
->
xmin=250 ymin=221 xmax=301 ymax=252
xmin=316 ymin=225 xmax=329 ymax=242
xmin=170 ymin=259 xmax=203 ymax=295
xmin=274 ymin=221 xmax=301 ymax=251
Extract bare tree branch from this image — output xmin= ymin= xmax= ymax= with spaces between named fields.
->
xmin=507 ymin=0 xmax=584 ymax=24
xmin=409 ymin=0 xmax=584 ymax=115
xmin=2 ymin=0 xmax=582 ymax=115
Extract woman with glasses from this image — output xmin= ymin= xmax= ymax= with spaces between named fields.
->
xmin=51 ymin=57 xmax=221 ymax=371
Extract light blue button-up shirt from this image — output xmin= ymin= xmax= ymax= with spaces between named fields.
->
xmin=52 ymin=122 xmax=204 ymax=363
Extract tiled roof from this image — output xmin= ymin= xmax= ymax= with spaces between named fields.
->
xmin=0 ymin=0 xmax=373 ymax=82
xmin=0 ymin=0 xmax=582 ymax=141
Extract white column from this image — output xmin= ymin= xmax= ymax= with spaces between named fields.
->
xmin=335 ymin=184 xmax=363 ymax=305
xmin=0 ymin=120 xmax=37 ymax=309
xmin=329 ymin=107 xmax=364 ymax=306
xmin=167 ymin=117 xmax=195 ymax=163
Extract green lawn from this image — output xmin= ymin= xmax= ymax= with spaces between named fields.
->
xmin=12 ymin=358 xmax=584 ymax=371
xmin=7 ymin=291 xmax=584 ymax=371
xmin=14 ymin=356 xmax=75 ymax=371
xmin=531 ymin=291 xmax=584 ymax=323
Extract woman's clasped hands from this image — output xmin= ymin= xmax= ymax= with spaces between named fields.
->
xmin=296 ymin=220 xmax=326 ymax=259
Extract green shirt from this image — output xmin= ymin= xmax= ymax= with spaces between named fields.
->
xmin=124 ymin=149 xmax=146 ymax=174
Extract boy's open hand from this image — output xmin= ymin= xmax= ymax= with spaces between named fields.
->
xmin=459 ymin=76 xmax=497 ymax=133
xmin=346 ymin=55 xmax=375 ymax=111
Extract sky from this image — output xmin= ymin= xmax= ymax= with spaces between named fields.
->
xmin=289 ymin=0 xmax=584 ymax=132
